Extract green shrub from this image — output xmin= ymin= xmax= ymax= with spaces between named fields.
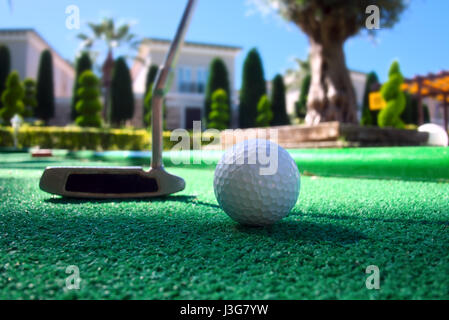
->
xmin=270 ymin=74 xmax=289 ymax=126
xmin=0 ymin=71 xmax=24 ymax=124
xmin=256 ymin=95 xmax=272 ymax=127
xmin=0 ymin=126 xmax=216 ymax=151
xmin=0 ymin=126 xmax=148 ymax=150
xmin=36 ymin=50 xmax=55 ymax=123
xmin=0 ymin=126 xmax=13 ymax=146
xmin=360 ymin=71 xmax=380 ymax=126
xmin=75 ymin=71 xmax=103 ymax=128
xmin=239 ymin=48 xmax=266 ymax=128
xmin=144 ymin=84 xmax=153 ymax=127
xmin=0 ymin=45 xmax=11 ymax=110
xmin=143 ymin=65 xmax=159 ymax=126
xmin=296 ymin=74 xmax=310 ymax=119
xmin=360 ymin=105 xmax=373 ymax=126
xmin=71 ymin=52 xmax=93 ymax=120
xmin=402 ymin=92 xmax=431 ymax=125
xmin=23 ymin=78 xmax=37 ymax=118
xmin=378 ymin=61 xmax=406 ymax=128
xmin=145 ymin=65 xmax=159 ymax=98
xmin=402 ymin=92 xmax=415 ymax=125
xmin=208 ymin=89 xmax=230 ymax=130
xmin=205 ymin=58 xmax=231 ymax=126
xmin=110 ymin=57 xmax=134 ymax=127
xmin=144 ymin=86 xmax=167 ymax=130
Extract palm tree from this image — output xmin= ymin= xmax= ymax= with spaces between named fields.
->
xmin=77 ymin=18 xmax=139 ymax=122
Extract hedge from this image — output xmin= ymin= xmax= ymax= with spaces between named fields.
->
xmin=0 ymin=126 xmax=218 ymax=151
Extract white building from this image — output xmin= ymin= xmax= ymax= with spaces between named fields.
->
xmin=0 ymin=29 xmax=75 ymax=125
xmin=0 ymin=29 xmax=381 ymax=128
xmin=131 ymin=38 xmax=242 ymax=129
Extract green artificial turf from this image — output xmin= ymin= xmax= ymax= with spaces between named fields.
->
xmin=66 ymin=147 xmax=449 ymax=182
xmin=1 ymin=152 xmax=449 ymax=299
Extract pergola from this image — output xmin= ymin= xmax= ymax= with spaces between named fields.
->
xmin=402 ymin=71 xmax=449 ymax=131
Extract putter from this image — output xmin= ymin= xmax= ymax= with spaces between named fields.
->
xmin=39 ymin=0 xmax=197 ymax=198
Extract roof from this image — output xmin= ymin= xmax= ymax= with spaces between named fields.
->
xmin=144 ymin=37 xmax=242 ymax=52
xmin=349 ymin=69 xmax=368 ymax=76
xmin=0 ymin=28 xmax=74 ymax=71
xmin=0 ymin=27 xmax=35 ymax=34
xmin=402 ymin=71 xmax=449 ymax=103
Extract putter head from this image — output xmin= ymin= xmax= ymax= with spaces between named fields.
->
xmin=39 ymin=166 xmax=185 ymax=199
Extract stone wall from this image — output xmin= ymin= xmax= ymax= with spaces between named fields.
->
xmin=214 ymin=122 xmax=429 ymax=149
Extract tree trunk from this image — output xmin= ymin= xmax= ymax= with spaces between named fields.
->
xmin=305 ymin=38 xmax=357 ymax=125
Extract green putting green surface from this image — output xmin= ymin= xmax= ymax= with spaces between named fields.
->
xmin=66 ymin=147 xmax=449 ymax=182
xmin=1 ymin=152 xmax=449 ymax=299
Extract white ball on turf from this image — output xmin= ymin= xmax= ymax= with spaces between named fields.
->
xmin=213 ymin=139 xmax=300 ymax=226
xmin=418 ymin=123 xmax=449 ymax=146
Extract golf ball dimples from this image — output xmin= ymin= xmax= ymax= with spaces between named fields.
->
xmin=214 ymin=139 xmax=300 ymax=226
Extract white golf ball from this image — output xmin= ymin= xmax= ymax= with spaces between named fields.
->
xmin=418 ymin=123 xmax=449 ymax=147
xmin=213 ymin=139 xmax=300 ymax=226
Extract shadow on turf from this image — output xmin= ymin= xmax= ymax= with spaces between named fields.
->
xmin=235 ymin=219 xmax=366 ymax=244
xmin=300 ymin=212 xmax=449 ymax=227
xmin=44 ymin=196 xmax=364 ymax=244
xmin=45 ymin=195 xmax=221 ymax=209
xmin=38 ymin=195 xmax=449 ymax=229
xmin=8 ymin=208 xmax=366 ymax=248
xmin=41 ymin=195 xmax=449 ymax=229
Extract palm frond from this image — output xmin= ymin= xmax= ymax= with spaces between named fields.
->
xmin=82 ymin=39 xmax=94 ymax=49
xmin=103 ymin=18 xmax=115 ymax=40
xmin=115 ymin=24 xmax=130 ymax=40
xmin=78 ymin=17 xmax=141 ymax=63
xmin=77 ymin=33 xmax=90 ymax=41
xmin=88 ymin=22 xmax=105 ymax=38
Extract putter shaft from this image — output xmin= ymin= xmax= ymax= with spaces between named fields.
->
xmin=151 ymin=0 xmax=198 ymax=168
xmin=38 ymin=0 xmax=197 ymax=198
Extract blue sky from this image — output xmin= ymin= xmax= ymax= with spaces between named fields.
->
xmin=0 ymin=0 xmax=448 ymax=89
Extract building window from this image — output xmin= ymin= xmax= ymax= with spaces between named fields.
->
xmin=178 ymin=66 xmax=208 ymax=93
xmin=178 ymin=66 xmax=193 ymax=93
xmin=197 ymin=68 xmax=208 ymax=93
